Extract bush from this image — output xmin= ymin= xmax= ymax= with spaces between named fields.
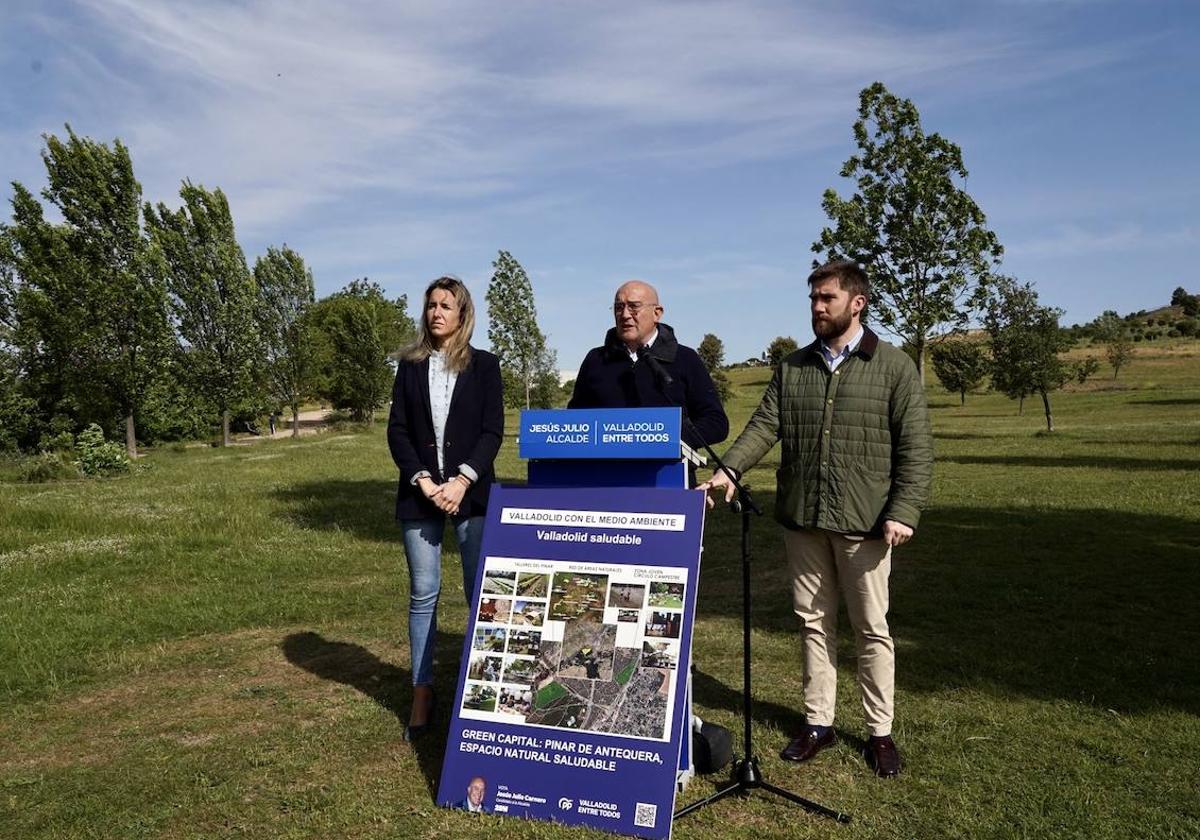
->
xmin=39 ymin=431 xmax=76 ymax=453
xmin=1176 ymin=319 xmax=1198 ymax=337
xmin=18 ymin=451 xmax=80 ymax=483
xmin=1073 ymin=358 xmax=1101 ymax=385
xmin=75 ymin=424 xmax=130 ymax=476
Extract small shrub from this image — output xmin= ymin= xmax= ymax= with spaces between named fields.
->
xmin=1073 ymin=358 xmax=1100 ymax=385
xmin=19 ymin=451 xmax=80 ymax=483
xmin=39 ymin=431 xmax=76 ymax=453
xmin=75 ymin=424 xmax=130 ymax=477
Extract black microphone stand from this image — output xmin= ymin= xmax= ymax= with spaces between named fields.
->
xmin=639 ymin=350 xmax=849 ymax=824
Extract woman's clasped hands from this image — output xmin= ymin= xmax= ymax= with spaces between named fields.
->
xmin=417 ymin=474 xmax=470 ymax=516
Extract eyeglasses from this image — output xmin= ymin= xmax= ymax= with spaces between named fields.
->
xmin=613 ymin=302 xmax=656 ymax=314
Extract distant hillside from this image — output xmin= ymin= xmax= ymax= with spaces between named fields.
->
xmin=1068 ymin=288 xmax=1199 ymax=343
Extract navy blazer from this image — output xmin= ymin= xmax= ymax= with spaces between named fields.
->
xmin=387 ymin=348 xmax=504 ymax=520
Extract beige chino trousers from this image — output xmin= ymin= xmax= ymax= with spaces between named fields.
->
xmin=783 ymin=528 xmax=894 ymax=736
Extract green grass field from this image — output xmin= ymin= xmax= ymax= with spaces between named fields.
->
xmin=2 ymin=341 xmax=1199 ymax=839
xmin=615 ymin=659 xmax=638 ymax=686
xmin=535 ymin=682 xmax=568 ymax=709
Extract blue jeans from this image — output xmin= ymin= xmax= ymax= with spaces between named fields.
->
xmin=401 ymin=515 xmax=484 ymax=686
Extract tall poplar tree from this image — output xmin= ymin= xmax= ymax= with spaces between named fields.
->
xmin=697 ymin=332 xmax=732 ymax=402
xmin=815 ymin=82 xmax=1003 ymax=383
xmin=254 ymin=245 xmax=316 ymax=436
xmin=145 ymin=182 xmax=260 ymax=446
xmin=486 ymin=250 xmax=557 ymax=409
xmin=1 ymin=128 xmax=169 ymax=456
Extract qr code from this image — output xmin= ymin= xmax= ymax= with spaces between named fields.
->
xmin=634 ymin=802 xmax=657 ymax=828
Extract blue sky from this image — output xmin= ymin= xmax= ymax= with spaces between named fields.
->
xmin=3 ymin=0 xmax=1197 ymax=368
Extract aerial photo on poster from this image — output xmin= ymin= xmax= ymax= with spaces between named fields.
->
xmin=458 ymin=556 xmax=689 ymax=742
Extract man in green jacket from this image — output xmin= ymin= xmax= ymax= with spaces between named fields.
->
xmin=700 ymin=260 xmax=932 ymax=778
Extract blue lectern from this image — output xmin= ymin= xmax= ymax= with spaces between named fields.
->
xmin=520 ymin=407 xmax=702 ymax=489
xmin=518 ymin=406 xmax=703 ymax=788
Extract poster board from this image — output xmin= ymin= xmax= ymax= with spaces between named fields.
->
xmin=437 ymin=484 xmax=705 ymax=838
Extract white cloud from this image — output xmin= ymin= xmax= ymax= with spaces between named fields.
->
xmin=8 ymin=0 xmax=1135 ymax=232
xmin=3 ymin=0 xmax=1171 ymax=362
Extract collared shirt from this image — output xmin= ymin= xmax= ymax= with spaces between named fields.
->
xmin=428 ymin=350 xmax=457 ymax=474
xmin=820 ymin=327 xmax=864 ymax=372
xmin=627 ymin=328 xmax=659 ymax=363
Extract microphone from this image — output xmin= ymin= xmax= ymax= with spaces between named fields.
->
xmin=641 ymin=346 xmax=674 ymax=391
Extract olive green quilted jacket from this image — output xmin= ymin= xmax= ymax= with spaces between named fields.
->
xmin=723 ymin=328 xmax=932 ymax=535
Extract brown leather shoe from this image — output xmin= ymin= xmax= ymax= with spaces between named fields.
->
xmin=866 ymin=735 xmax=902 ymax=778
xmin=780 ymin=727 xmax=837 ymax=762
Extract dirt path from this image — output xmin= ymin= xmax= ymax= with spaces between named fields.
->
xmin=266 ymin=409 xmax=331 ymax=439
xmin=228 ymin=409 xmax=332 ymax=444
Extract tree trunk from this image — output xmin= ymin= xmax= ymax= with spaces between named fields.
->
xmin=291 ymin=403 xmax=300 ymax=438
xmin=125 ymin=413 xmax=138 ymax=459
xmin=1018 ymin=395 xmax=1024 ymax=415
xmin=960 ymin=390 xmax=966 ymax=406
xmin=222 ymin=410 xmax=231 ymax=447
xmin=1040 ymin=389 xmax=1054 ymax=433
xmin=915 ymin=338 xmax=927 ymax=386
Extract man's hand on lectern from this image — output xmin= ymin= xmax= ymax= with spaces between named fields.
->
xmin=697 ymin=468 xmax=738 ymax=508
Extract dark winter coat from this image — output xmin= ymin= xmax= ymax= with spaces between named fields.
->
xmin=387 ymin=348 xmax=504 ymax=520
xmin=567 ymin=322 xmax=729 ymax=450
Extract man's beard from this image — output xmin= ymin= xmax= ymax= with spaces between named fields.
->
xmin=812 ymin=307 xmax=853 ymax=340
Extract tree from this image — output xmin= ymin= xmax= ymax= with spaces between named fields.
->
xmin=984 ymin=277 xmax=1072 ymax=432
xmin=308 ymin=279 xmax=414 ymax=422
xmin=766 ymin=336 xmax=798 ymax=368
xmin=1171 ymin=286 xmax=1192 ymax=307
xmin=697 ymin=333 xmax=732 ymax=402
xmin=254 ymin=245 xmax=317 ymax=436
xmin=0 ymin=242 xmax=14 ymax=337
xmin=814 ymin=82 xmax=1003 ymax=384
xmin=1093 ymin=310 xmax=1133 ymax=379
xmin=930 ymin=340 xmax=989 ymax=405
xmin=1072 ymin=358 xmax=1100 ymax=385
xmin=144 ymin=181 xmax=260 ymax=446
xmin=0 ymin=340 xmax=40 ymax=452
xmin=486 ymin=250 xmax=557 ymax=409
xmin=2 ymin=128 xmax=170 ymax=456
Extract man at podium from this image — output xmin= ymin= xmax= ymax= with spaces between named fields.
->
xmin=566 ymin=279 xmax=733 ymax=773
xmin=568 ymin=279 xmax=729 ymax=457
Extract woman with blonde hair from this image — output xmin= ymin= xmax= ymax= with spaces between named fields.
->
xmin=387 ymin=275 xmax=504 ymax=740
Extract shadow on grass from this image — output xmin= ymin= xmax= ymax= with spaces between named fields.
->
xmin=696 ymin=496 xmax=1200 ymax=720
xmin=280 ymin=631 xmax=464 ymax=796
xmin=933 ymin=431 xmax=1002 ymax=441
xmin=939 ymin=454 xmax=1200 ymax=471
xmin=1129 ymin=397 xmax=1200 ymax=406
xmin=273 ymin=479 xmax=399 ymax=542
